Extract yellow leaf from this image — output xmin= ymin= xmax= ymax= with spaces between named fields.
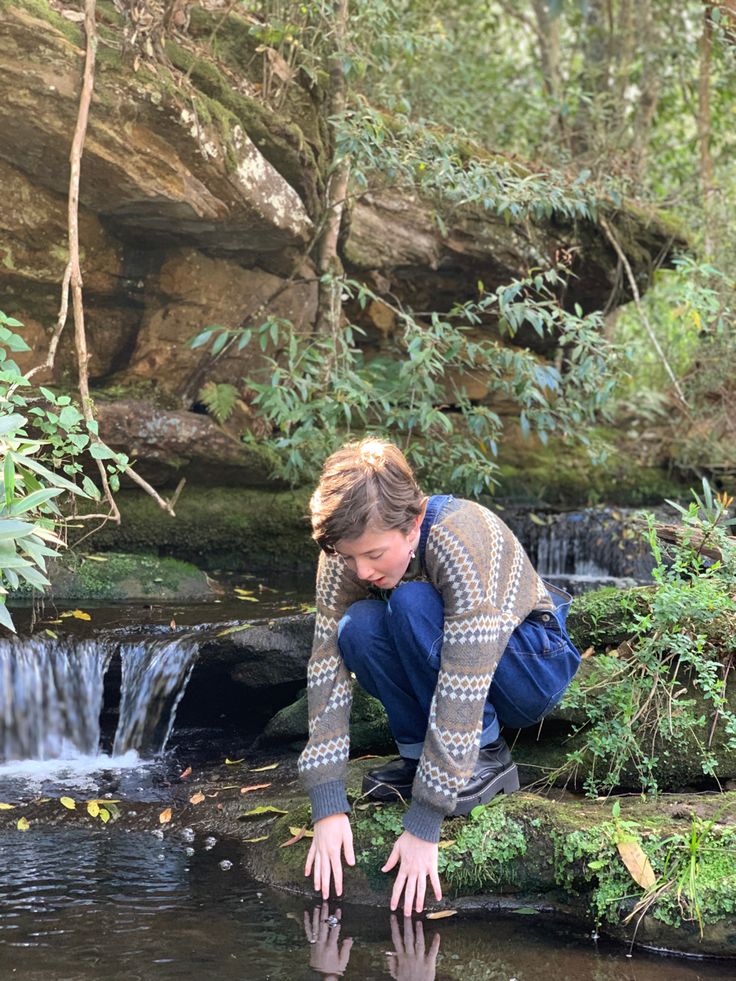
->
xmin=17 ymin=817 xmax=30 ymax=832
xmin=59 ymin=609 xmax=92 ymax=621
xmin=83 ymin=555 xmax=108 ymax=562
xmin=616 ymin=839 xmax=657 ymax=890
xmin=44 ymin=629 xmax=58 ymax=639
xmin=99 ymin=809 xmax=110 ymax=824
xmin=159 ymin=807 xmax=173 ymax=824
xmin=0 ymin=803 xmax=16 ymax=810
xmin=438 ymin=840 xmax=456 ymax=849
xmin=238 ymin=806 xmax=288 ymax=819
xmin=87 ymin=801 xmax=100 ymax=818
xmin=225 ymin=758 xmax=245 ymax=765
xmin=240 ymin=784 xmax=271 ymax=794
xmin=60 ymin=796 xmax=76 ymax=810
xmin=289 ymin=825 xmax=314 ymax=838
xmin=426 ymin=910 xmax=457 ymax=920
xmin=189 ymin=792 xmax=205 ymax=805
xmin=216 ymin=625 xmax=252 ymax=638
xmin=251 ymin=763 xmax=278 ymax=772
xmin=243 ymin=835 xmax=269 ymax=843
xmin=236 ymin=596 xmax=260 ymax=603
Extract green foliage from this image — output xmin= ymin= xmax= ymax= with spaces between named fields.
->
xmin=190 ymin=267 xmax=615 ymax=494
xmin=436 ymin=801 xmax=530 ymax=892
xmin=0 ymin=312 xmax=127 ymax=631
xmin=197 ymin=381 xmax=240 ymax=424
xmin=551 ymin=802 xmax=736 ymax=933
xmin=561 ymin=480 xmax=736 ymax=795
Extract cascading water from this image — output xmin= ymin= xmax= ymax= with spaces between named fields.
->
xmin=0 ymin=637 xmax=112 ymax=762
xmin=113 ymin=637 xmax=199 ymax=757
xmin=0 ymin=632 xmax=199 ymax=765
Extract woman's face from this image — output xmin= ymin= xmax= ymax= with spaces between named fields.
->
xmin=334 ymin=523 xmax=419 ymax=589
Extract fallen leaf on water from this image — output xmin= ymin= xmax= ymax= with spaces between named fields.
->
xmin=0 ymin=803 xmax=16 ymax=810
xmin=159 ymin=807 xmax=173 ymax=824
xmin=60 ymin=609 xmax=91 ymax=621
xmin=616 ymin=838 xmax=656 ymax=890
xmin=60 ymin=797 xmax=76 ymax=810
xmin=189 ymin=792 xmax=205 ymax=805
xmin=238 ymin=806 xmax=288 ymax=819
xmin=225 ymin=758 xmax=245 ymax=765
xmin=240 ymin=784 xmax=271 ymax=794
xmin=44 ymin=629 xmax=58 ymax=639
xmin=426 ymin=910 xmax=457 ymax=920
xmin=179 ymin=766 xmax=192 ymax=780
xmin=17 ymin=817 xmax=30 ymax=832
xmin=99 ymin=809 xmax=111 ymax=824
xmin=87 ymin=801 xmax=100 ymax=818
xmin=243 ymin=835 xmax=269 ymax=843
xmin=251 ymin=763 xmax=278 ymax=772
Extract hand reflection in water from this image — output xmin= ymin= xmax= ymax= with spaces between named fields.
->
xmin=386 ymin=914 xmax=441 ymax=981
xmin=304 ymin=903 xmax=354 ymax=979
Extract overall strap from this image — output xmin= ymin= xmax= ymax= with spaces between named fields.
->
xmin=419 ymin=495 xmax=454 ymax=564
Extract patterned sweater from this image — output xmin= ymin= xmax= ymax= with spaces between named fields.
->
xmin=298 ymin=497 xmax=555 ymax=842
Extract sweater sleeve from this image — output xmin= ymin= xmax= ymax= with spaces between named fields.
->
xmin=403 ymin=500 xmax=552 ymax=842
xmin=298 ymin=551 xmax=368 ymax=822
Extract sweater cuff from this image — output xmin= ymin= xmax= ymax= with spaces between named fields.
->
xmin=403 ymin=800 xmax=444 ymax=843
xmin=309 ymin=780 xmax=351 ymax=824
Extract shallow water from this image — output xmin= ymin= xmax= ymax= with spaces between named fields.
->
xmin=0 ymin=829 xmax=730 ymax=981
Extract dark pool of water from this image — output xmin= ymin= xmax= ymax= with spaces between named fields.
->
xmin=0 ymin=830 xmax=730 ymax=981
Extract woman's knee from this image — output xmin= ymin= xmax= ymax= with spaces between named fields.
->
xmin=386 ymin=582 xmax=443 ymax=628
xmin=337 ymin=599 xmax=385 ymax=672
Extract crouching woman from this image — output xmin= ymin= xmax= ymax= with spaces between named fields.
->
xmin=298 ymin=437 xmax=580 ymax=916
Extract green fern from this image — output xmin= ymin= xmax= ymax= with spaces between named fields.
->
xmin=198 ymin=382 xmax=239 ymax=424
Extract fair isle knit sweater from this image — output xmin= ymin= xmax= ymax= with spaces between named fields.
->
xmin=298 ymin=497 xmax=556 ymax=843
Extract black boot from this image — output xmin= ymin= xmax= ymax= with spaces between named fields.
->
xmin=362 ymin=757 xmax=419 ymax=803
xmin=451 ymin=737 xmax=519 ymax=816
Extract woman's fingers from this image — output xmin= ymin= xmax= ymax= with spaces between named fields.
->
xmin=390 ymin=869 xmax=407 ymax=912
xmin=332 ymin=851 xmax=343 ymax=897
xmin=415 ymin=876 xmax=427 ymax=915
xmin=343 ymin=831 xmax=356 ymax=867
xmin=305 ymin=841 xmax=315 ymax=878
xmin=402 ymin=875 xmax=416 ymax=918
xmin=382 ymin=840 xmax=400 ymax=873
xmin=429 ymin=865 xmax=443 ymax=903
xmin=338 ymin=936 xmax=353 ymax=970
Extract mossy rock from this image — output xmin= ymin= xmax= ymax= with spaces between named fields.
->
xmin=566 ymin=585 xmax=653 ymax=653
xmin=262 ymin=685 xmax=394 ymax=755
xmin=12 ymin=551 xmax=217 ymax=602
xmin=243 ymin=761 xmax=736 ymax=957
xmin=73 ymin=487 xmax=314 ymax=572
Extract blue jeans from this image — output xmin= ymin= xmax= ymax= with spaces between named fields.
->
xmin=338 ymin=581 xmax=581 ymax=759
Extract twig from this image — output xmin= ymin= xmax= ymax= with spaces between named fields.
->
xmin=599 ymin=216 xmax=689 ymax=409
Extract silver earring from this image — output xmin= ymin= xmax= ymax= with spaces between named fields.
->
xmin=409 ymin=548 xmax=416 ymax=559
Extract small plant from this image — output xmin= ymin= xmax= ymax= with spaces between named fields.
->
xmin=560 ymin=479 xmax=736 ymax=796
xmin=197 ymin=381 xmax=240 ymax=424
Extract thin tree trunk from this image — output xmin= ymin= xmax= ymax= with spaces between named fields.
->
xmin=315 ymin=0 xmax=350 ymax=340
xmin=531 ymin=0 xmax=567 ymax=145
xmin=698 ymin=4 xmax=716 ymax=257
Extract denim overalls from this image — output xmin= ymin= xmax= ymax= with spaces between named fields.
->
xmin=338 ymin=495 xmax=581 ymax=759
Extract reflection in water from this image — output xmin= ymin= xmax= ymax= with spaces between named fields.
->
xmin=0 ymin=830 xmax=730 ymax=981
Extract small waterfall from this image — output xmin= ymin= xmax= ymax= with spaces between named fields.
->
xmin=504 ymin=507 xmax=655 ymax=593
xmin=0 ymin=637 xmax=112 ymax=762
xmin=113 ymin=637 xmax=199 ymax=757
xmin=0 ymin=633 xmax=199 ymax=765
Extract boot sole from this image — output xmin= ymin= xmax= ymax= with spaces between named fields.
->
xmin=451 ymin=763 xmax=520 ymax=816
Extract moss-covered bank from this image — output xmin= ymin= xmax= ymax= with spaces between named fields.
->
xmin=74 ymin=487 xmax=314 ymax=571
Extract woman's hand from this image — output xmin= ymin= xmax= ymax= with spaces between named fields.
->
xmin=305 ymin=813 xmax=356 ymax=899
xmin=382 ymin=830 xmax=442 ymax=916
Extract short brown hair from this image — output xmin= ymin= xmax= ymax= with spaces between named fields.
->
xmin=310 ymin=437 xmax=424 ymax=553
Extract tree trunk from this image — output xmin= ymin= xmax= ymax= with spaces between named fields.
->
xmin=698 ymin=4 xmax=716 ymax=257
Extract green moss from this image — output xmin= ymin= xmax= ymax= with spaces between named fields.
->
xmin=8 ymin=0 xmax=83 ymax=45
xmin=73 ymin=486 xmax=315 ymax=571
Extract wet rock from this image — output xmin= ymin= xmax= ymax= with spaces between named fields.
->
xmin=199 ymin=615 xmax=315 ymax=688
